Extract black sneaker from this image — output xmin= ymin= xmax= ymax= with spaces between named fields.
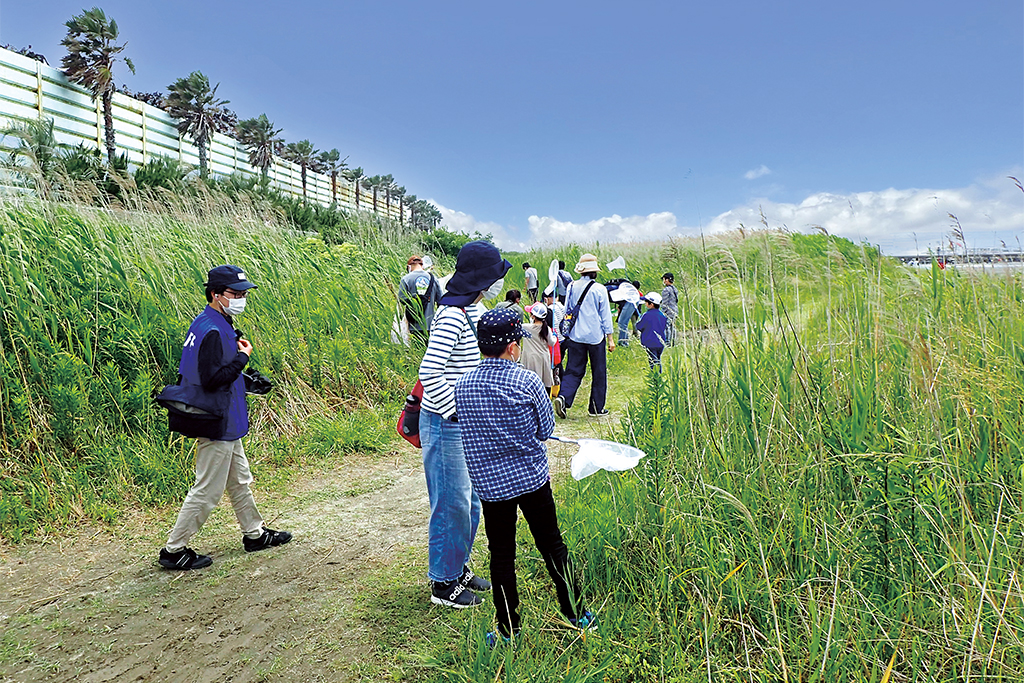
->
xmin=159 ymin=547 xmax=213 ymax=570
xmin=460 ymin=565 xmax=491 ymax=592
xmin=554 ymin=396 xmax=567 ymax=419
xmin=430 ymin=579 xmax=483 ymax=608
xmin=588 ymin=408 xmax=609 ymax=416
xmin=243 ymin=527 xmax=293 ymax=552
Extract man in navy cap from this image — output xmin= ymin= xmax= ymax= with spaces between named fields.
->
xmin=418 ymin=241 xmax=511 ymax=607
xmin=159 ymin=265 xmax=292 ymax=570
xmin=454 ymin=308 xmax=595 ymax=646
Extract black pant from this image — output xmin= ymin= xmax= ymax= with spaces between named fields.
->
xmin=482 ymin=482 xmax=583 ymax=636
xmin=560 ymin=338 xmax=607 ymax=412
xmin=528 ymin=288 xmax=539 ymax=303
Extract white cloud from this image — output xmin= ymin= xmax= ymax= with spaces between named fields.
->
xmin=744 ymin=165 xmax=772 ymax=180
xmin=526 ymin=212 xmax=679 ymax=246
xmin=434 ymin=202 xmax=532 ymax=252
xmin=704 ymin=173 xmax=1024 ymax=253
xmin=434 ymin=172 xmax=1024 ymax=255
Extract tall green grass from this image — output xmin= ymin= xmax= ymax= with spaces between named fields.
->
xmin=440 ymin=236 xmax=1022 ymax=681
xmin=0 ymin=194 xmax=431 ymax=541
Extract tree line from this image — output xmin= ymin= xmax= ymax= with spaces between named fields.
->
xmin=3 ymin=7 xmax=443 ymax=229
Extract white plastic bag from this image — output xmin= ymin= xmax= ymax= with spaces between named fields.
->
xmin=557 ymin=437 xmax=646 ymax=480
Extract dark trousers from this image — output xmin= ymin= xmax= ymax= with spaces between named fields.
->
xmin=482 ymin=482 xmax=582 ymax=636
xmin=528 ymin=288 xmax=539 ymax=303
xmin=644 ymin=345 xmax=664 ymax=371
xmin=560 ymin=338 xmax=607 ymax=412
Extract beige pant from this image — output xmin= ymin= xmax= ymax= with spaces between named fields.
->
xmin=165 ymin=438 xmax=264 ymax=552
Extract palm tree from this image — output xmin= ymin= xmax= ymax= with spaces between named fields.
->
xmin=343 ymin=166 xmax=365 ymax=209
xmin=165 ymin=71 xmax=229 ymax=179
xmin=412 ymin=199 xmax=442 ymax=230
xmin=317 ymin=148 xmax=348 ymax=205
xmin=283 ymin=139 xmax=318 ymax=199
xmin=392 ymin=185 xmax=407 ymax=224
xmin=60 ymin=8 xmax=135 ymax=165
xmin=380 ymin=173 xmax=395 ymax=216
xmin=403 ymin=193 xmax=417 ymax=226
xmin=0 ymin=116 xmax=62 ymax=192
xmin=365 ymin=175 xmax=383 ymax=213
xmin=235 ymin=114 xmax=282 ymax=182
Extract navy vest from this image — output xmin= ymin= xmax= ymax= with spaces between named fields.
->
xmin=178 ymin=306 xmax=249 ymax=441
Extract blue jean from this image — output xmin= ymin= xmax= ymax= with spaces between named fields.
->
xmin=560 ymin=339 xmax=607 ymax=412
xmin=420 ymin=408 xmax=481 ymax=582
xmin=617 ymin=303 xmax=637 ymax=346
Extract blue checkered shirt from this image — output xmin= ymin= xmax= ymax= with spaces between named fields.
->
xmin=454 ymin=358 xmax=555 ymax=501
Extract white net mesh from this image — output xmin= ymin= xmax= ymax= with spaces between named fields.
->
xmin=569 ymin=439 xmax=647 ymax=480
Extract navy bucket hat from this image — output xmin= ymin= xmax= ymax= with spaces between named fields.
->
xmin=440 ymin=240 xmax=512 ymax=308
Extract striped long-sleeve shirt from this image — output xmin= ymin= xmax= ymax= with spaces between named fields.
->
xmin=418 ymin=304 xmax=482 ymax=418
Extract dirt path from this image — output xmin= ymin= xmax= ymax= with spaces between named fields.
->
xmin=0 ymin=351 xmax=645 ymax=682
xmin=0 ymin=446 xmax=433 ymax=683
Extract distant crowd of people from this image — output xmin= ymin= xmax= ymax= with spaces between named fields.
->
xmin=393 ymin=243 xmax=681 ymax=643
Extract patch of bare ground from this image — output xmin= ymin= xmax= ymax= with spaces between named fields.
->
xmin=0 ymin=446 xmax=433 ymax=683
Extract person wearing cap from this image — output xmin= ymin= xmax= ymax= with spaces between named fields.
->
xmin=159 ymin=265 xmax=292 ymax=571
xmin=661 ymin=272 xmax=680 ymax=345
xmin=522 ymin=262 xmax=539 ymax=303
xmin=418 ymin=240 xmax=512 ymax=608
xmin=636 ymin=292 xmax=668 ymax=371
xmin=521 ymin=302 xmax=556 ymax=389
xmin=554 ymin=253 xmax=615 ymax=419
xmin=454 ymin=308 xmax=595 ymax=646
xmin=542 ymin=288 xmax=566 ymax=392
xmin=399 ymin=255 xmax=442 ymax=344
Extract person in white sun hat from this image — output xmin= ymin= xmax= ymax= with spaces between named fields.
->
xmin=636 ymin=291 xmax=668 ymax=371
xmin=554 ymin=253 xmax=614 ymax=418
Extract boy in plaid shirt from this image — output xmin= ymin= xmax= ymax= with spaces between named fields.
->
xmin=454 ymin=308 xmax=595 ymax=646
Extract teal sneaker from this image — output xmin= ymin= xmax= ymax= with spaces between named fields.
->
xmin=569 ymin=610 xmax=598 ymax=631
xmin=485 ymin=630 xmax=516 ymax=648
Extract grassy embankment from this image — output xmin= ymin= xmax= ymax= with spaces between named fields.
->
xmin=3 ymin=197 xmax=1021 ymax=681
xmin=0 ymin=193 xmax=428 ymax=542
xmin=416 ymin=236 xmax=1023 ymax=682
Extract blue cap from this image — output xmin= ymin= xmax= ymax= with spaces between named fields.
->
xmin=206 ymin=265 xmax=257 ymax=291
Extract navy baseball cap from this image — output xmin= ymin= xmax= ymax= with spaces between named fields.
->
xmin=477 ymin=308 xmax=531 ymax=346
xmin=206 ymin=265 xmax=258 ymax=291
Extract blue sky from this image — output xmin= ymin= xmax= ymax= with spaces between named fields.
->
xmin=2 ymin=1 xmax=1021 ymax=253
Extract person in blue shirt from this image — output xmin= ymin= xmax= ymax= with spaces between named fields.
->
xmin=554 ymin=253 xmax=615 ymax=418
xmin=454 ymin=308 xmax=596 ymax=646
xmin=635 ymin=292 xmax=669 ymax=371
xmin=159 ymin=265 xmax=291 ymax=570
xmin=555 ymin=260 xmax=573 ymax=304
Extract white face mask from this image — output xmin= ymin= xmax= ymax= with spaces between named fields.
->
xmin=483 ymin=278 xmax=505 ymax=300
xmin=220 ymin=295 xmax=247 ymax=316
